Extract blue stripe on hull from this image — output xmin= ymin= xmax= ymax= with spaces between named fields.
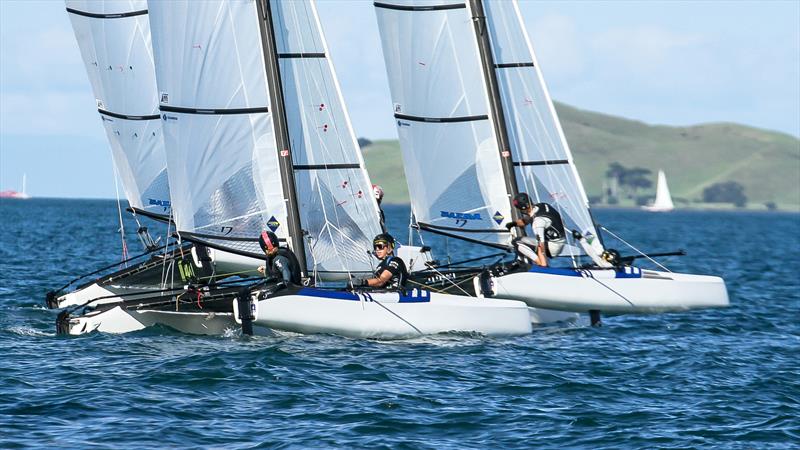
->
xmin=527 ymin=265 xmax=643 ymax=279
xmin=294 ymin=287 xmax=433 ymax=303
xmin=296 ymin=287 xmax=359 ymax=301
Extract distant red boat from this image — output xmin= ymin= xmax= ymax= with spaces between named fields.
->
xmin=0 ymin=174 xmax=31 ymax=199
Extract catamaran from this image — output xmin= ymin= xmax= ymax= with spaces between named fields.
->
xmin=373 ymin=0 xmax=728 ymax=323
xmin=643 ymin=170 xmax=675 ymax=212
xmin=53 ymin=0 xmax=533 ymax=338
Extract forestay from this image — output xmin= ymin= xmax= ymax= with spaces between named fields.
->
xmin=483 ymin=0 xmax=599 ymax=242
xmin=66 ymin=0 xmax=170 ymax=213
xmin=148 ymin=0 xmax=285 ymax=255
xmin=273 ymin=0 xmax=383 ymax=276
xmin=375 ymin=0 xmax=512 ymax=246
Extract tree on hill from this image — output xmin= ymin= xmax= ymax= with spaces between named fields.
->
xmin=604 ymin=162 xmax=652 ymax=200
xmin=703 ymin=181 xmax=747 ymax=207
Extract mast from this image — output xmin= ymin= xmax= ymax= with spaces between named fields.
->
xmin=468 ymin=0 xmax=523 ymax=226
xmin=255 ymin=0 xmax=308 ymax=276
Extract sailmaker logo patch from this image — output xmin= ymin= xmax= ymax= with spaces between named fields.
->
xmin=267 ymin=216 xmax=280 ymax=232
xmin=440 ymin=211 xmax=482 ymax=221
xmin=493 ymin=211 xmax=504 ymax=225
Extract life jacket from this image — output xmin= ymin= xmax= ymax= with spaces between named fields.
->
xmin=268 ymin=247 xmax=302 ymax=285
xmin=375 ymin=255 xmax=408 ymax=289
xmin=532 ymin=202 xmax=566 ymax=241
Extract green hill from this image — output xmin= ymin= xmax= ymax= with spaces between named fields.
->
xmin=362 ymin=102 xmax=800 ymax=211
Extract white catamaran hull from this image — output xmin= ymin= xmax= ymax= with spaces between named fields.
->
xmin=251 ymin=287 xmax=532 ymax=339
xmin=61 ymin=307 xmax=242 ymax=336
xmin=490 ymin=266 xmax=729 ymax=314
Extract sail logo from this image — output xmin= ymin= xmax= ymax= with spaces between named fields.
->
xmin=440 ymin=211 xmax=482 ymax=221
xmin=397 ymin=121 xmax=411 ymax=127
xmin=492 ymin=211 xmax=504 ymax=225
xmin=162 ymin=114 xmax=178 ymax=121
xmin=267 ymin=216 xmax=280 ymax=232
xmin=148 ymin=198 xmax=171 ymax=209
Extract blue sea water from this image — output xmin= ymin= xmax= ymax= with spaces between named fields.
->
xmin=1 ymin=199 xmax=798 ymax=449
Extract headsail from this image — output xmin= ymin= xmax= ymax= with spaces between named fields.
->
xmin=148 ymin=0 xmax=381 ymax=277
xmin=66 ymin=0 xmax=171 ymax=214
xmin=374 ymin=0 xmax=513 ymax=246
xmin=482 ymin=0 xmax=599 ymax=241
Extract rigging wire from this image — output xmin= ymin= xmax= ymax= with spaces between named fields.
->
xmin=111 ymin=159 xmax=128 ymax=265
xmin=600 ymin=225 xmax=673 ymax=273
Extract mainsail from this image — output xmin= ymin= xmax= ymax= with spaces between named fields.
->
xmin=148 ymin=0 xmax=382 ymax=277
xmin=66 ymin=0 xmax=170 ymax=213
xmin=374 ymin=0 xmax=512 ymax=246
xmin=375 ymin=0 xmax=601 ymax=253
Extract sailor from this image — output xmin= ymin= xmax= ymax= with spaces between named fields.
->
xmin=256 ymin=230 xmax=302 ymax=285
xmin=505 ymin=193 xmax=566 ymax=267
xmin=358 ymin=233 xmax=408 ymax=289
xmin=373 ymin=184 xmax=387 ymax=232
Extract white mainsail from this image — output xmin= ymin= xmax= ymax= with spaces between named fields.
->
xmin=644 ymin=170 xmax=675 ymax=212
xmin=375 ymin=0 xmax=602 ymax=254
xmin=148 ymin=0 xmax=381 ymax=276
xmin=374 ymin=0 xmax=512 ymax=246
xmin=66 ymin=0 xmax=170 ymax=213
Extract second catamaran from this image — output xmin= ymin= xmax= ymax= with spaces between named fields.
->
xmin=374 ymin=0 xmax=728 ymax=321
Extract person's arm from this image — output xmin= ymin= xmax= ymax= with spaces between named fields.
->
xmin=273 ymin=256 xmax=292 ymax=283
xmin=365 ymin=269 xmax=394 ymax=287
xmin=505 ymin=214 xmax=533 ymax=230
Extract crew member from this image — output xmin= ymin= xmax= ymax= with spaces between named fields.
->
xmin=373 ymin=184 xmax=387 ymax=232
xmin=256 ymin=230 xmax=302 ymax=285
xmin=505 ymin=193 xmax=566 ymax=267
xmin=359 ymin=233 xmax=407 ymax=289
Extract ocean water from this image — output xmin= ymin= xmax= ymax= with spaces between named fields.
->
xmin=1 ymin=199 xmax=798 ymax=449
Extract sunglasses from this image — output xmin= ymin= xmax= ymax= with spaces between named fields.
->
xmin=373 ymin=243 xmax=388 ymax=250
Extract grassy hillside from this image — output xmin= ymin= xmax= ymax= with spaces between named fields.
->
xmin=362 ymin=102 xmax=800 ymax=210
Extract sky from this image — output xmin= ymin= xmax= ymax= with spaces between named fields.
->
xmin=1 ymin=0 xmax=798 ymax=198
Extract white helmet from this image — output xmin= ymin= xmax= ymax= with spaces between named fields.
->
xmin=372 ymin=184 xmax=384 ymax=201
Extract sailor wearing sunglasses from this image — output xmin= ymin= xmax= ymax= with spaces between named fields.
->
xmin=359 ymin=233 xmax=408 ymax=289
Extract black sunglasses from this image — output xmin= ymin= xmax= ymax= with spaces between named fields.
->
xmin=373 ymin=243 xmax=388 ymax=250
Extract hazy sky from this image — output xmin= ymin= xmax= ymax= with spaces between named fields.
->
xmin=1 ymin=0 xmax=798 ymax=198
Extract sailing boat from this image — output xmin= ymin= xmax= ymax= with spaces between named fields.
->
xmin=374 ymin=0 xmax=728 ymax=319
xmin=50 ymin=1 xmax=213 ymax=318
xmin=0 ymin=174 xmax=31 ymax=199
xmin=58 ymin=0 xmax=532 ymax=338
xmin=643 ymin=170 xmax=675 ymax=212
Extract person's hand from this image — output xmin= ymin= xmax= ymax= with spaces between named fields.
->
xmin=571 ymin=229 xmax=582 ymax=240
xmin=257 ymin=265 xmax=266 ymax=274
xmin=505 ymin=221 xmax=516 ymax=230
xmin=348 ymin=278 xmax=365 ymax=290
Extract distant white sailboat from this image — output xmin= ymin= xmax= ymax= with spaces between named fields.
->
xmin=643 ymin=170 xmax=674 ymax=212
